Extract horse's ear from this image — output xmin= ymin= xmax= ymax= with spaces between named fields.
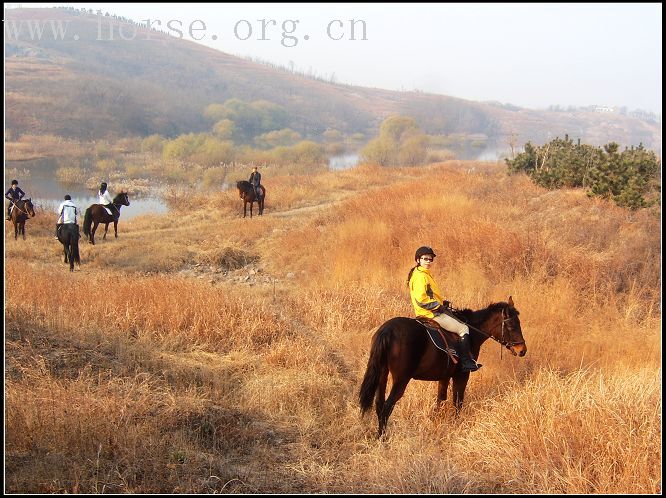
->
xmin=508 ymin=295 xmax=514 ymax=307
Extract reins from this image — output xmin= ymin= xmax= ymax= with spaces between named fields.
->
xmin=10 ymin=200 xmax=32 ymax=217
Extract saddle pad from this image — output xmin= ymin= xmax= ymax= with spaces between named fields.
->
xmin=102 ymin=206 xmax=113 ymax=215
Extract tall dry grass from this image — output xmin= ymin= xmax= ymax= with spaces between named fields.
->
xmin=5 ymin=161 xmax=661 ymax=493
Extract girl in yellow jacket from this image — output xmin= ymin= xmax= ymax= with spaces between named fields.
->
xmin=407 ymin=246 xmax=481 ymax=373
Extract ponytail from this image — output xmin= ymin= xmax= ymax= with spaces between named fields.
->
xmin=406 ymin=265 xmax=418 ymax=287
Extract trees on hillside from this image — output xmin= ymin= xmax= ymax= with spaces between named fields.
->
xmin=204 ymin=99 xmax=289 ymax=144
xmin=506 ymin=135 xmax=661 ymax=209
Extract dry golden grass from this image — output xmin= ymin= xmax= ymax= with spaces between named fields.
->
xmin=5 ymin=161 xmax=661 ymax=493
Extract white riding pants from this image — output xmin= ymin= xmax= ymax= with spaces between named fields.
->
xmin=433 ymin=312 xmax=469 ymax=337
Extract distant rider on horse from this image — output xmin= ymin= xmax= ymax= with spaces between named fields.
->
xmin=98 ymin=182 xmax=119 ymax=220
xmin=5 ymin=179 xmax=26 ymax=220
xmin=249 ymin=166 xmax=262 ymax=199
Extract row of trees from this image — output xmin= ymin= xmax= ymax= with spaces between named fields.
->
xmin=359 ymin=116 xmax=428 ymax=167
xmin=506 ymin=135 xmax=661 ymax=209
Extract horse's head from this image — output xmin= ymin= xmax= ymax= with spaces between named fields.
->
xmin=114 ymin=192 xmax=130 ymax=206
xmin=497 ymin=296 xmax=527 ymax=357
xmin=24 ymin=198 xmax=35 ymax=217
xmin=236 ymin=181 xmax=251 ymax=199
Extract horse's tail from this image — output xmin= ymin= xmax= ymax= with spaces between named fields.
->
xmin=359 ymin=323 xmax=392 ymax=415
xmin=82 ymin=208 xmax=92 ymax=238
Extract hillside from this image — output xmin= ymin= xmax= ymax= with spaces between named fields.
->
xmin=4 ymin=7 xmax=661 ymax=152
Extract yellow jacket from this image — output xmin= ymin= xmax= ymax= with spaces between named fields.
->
xmin=409 ymin=266 xmax=445 ymax=318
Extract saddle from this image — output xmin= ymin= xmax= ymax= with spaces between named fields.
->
xmin=415 ymin=317 xmax=459 ymax=365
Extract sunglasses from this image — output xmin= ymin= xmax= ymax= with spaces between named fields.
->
xmin=420 ymin=257 xmax=434 ymax=262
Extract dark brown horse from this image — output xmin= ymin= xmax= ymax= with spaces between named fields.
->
xmin=359 ymin=297 xmax=527 ymax=437
xmin=57 ymin=223 xmax=81 ymax=272
xmin=82 ymin=192 xmax=130 ymax=245
xmin=236 ymin=180 xmax=265 ymax=218
xmin=9 ymin=198 xmax=35 ymax=240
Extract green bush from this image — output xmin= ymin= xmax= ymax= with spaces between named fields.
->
xmin=506 ymin=135 xmax=661 ymax=209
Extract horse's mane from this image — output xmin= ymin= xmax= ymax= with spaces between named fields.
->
xmin=112 ymin=192 xmax=127 ymax=203
xmin=455 ymin=302 xmax=517 ymax=326
xmin=237 ymin=180 xmax=251 ymax=188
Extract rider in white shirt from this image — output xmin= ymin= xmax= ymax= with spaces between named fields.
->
xmin=98 ymin=182 xmax=118 ymax=219
xmin=55 ymin=194 xmax=78 ymax=239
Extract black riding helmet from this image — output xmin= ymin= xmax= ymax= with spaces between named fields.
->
xmin=64 ymin=194 xmax=71 ymax=200
xmin=11 ymin=179 xmax=18 ymax=185
xmin=414 ymin=246 xmax=436 ymax=262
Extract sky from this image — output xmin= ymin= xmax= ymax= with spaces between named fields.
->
xmin=10 ymin=2 xmax=663 ymax=114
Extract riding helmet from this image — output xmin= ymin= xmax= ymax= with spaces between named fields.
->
xmin=11 ymin=179 xmax=18 ymax=185
xmin=414 ymin=246 xmax=436 ymax=262
xmin=64 ymin=194 xmax=71 ymax=200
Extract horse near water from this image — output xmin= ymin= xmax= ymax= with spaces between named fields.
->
xmin=8 ymin=198 xmax=35 ymax=240
xmin=57 ymin=224 xmax=81 ymax=272
xmin=359 ymin=297 xmax=527 ymax=437
xmin=82 ymin=192 xmax=130 ymax=245
xmin=236 ymin=180 xmax=265 ymax=218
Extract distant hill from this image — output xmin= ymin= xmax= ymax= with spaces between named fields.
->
xmin=4 ymin=7 xmax=661 ymax=152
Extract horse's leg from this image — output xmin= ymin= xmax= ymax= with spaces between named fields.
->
xmin=21 ymin=222 xmax=26 ymax=240
xmin=113 ymin=220 xmax=118 ymax=238
xmin=90 ymin=221 xmax=98 ymax=244
xmin=69 ymin=241 xmax=74 ymax=271
xmin=437 ymin=377 xmax=451 ymax=409
xmin=14 ymin=221 xmax=18 ymax=240
xmin=243 ymin=201 xmax=247 ymax=218
xmin=250 ymin=201 xmax=253 ymax=218
xmin=378 ymin=377 xmax=411 ymax=437
xmin=103 ymin=222 xmax=109 ymax=240
xmin=452 ymin=372 xmax=471 ymax=415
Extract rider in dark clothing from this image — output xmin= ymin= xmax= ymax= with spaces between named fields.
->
xmin=249 ymin=167 xmax=262 ymax=198
xmin=5 ymin=179 xmax=25 ymax=220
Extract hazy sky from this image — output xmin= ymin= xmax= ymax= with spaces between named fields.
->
xmin=17 ymin=3 xmax=663 ymax=113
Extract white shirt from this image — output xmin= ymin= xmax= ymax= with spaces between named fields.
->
xmin=99 ymin=190 xmax=113 ymax=205
xmin=57 ymin=199 xmax=78 ymax=224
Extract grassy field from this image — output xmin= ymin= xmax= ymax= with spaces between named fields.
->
xmin=4 ymin=161 xmax=661 ymax=493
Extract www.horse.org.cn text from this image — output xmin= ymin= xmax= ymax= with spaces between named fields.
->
xmin=4 ymin=16 xmax=369 ymax=48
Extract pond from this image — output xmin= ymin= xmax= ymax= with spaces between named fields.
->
xmin=5 ymin=158 xmax=168 ymax=220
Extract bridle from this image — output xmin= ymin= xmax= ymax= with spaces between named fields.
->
xmin=459 ymin=306 xmax=525 ymax=351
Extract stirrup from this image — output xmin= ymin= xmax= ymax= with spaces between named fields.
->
xmin=460 ymin=360 xmax=482 ymax=372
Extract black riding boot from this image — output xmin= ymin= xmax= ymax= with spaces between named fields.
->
xmin=458 ymin=334 xmax=481 ymax=372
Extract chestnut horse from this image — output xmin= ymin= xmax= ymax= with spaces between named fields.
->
xmin=82 ymin=192 xmax=130 ymax=245
xmin=236 ymin=180 xmax=265 ymax=218
xmin=9 ymin=198 xmax=35 ymax=240
xmin=359 ymin=297 xmax=527 ymax=437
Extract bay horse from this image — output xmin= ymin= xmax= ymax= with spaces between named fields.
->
xmin=82 ymin=192 xmax=130 ymax=245
xmin=236 ymin=180 xmax=265 ymax=218
xmin=9 ymin=198 xmax=35 ymax=240
xmin=57 ymin=224 xmax=81 ymax=272
xmin=359 ymin=297 xmax=527 ymax=437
